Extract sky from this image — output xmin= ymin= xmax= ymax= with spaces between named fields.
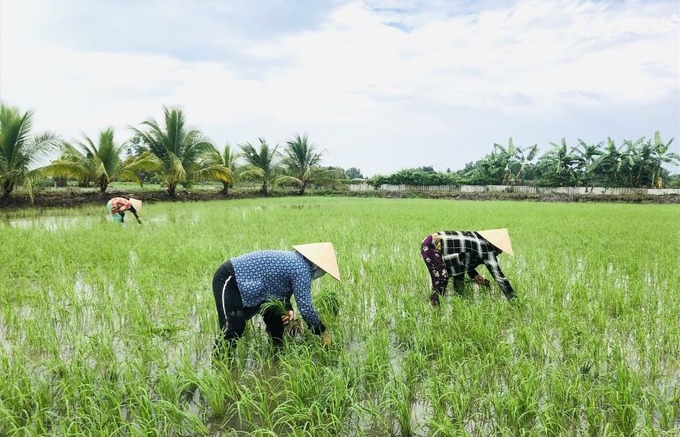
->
xmin=1 ymin=0 xmax=678 ymax=177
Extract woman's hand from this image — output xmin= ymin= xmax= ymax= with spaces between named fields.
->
xmin=281 ymin=310 xmax=295 ymax=325
xmin=473 ymin=274 xmax=489 ymax=286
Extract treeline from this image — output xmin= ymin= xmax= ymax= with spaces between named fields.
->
xmin=2 ymin=102 xmax=679 ymax=203
xmin=0 ymin=103 xmax=354 ymax=200
xmin=369 ymin=136 xmax=680 ymax=189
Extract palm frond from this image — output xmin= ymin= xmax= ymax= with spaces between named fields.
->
xmin=0 ymin=103 xmax=61 ymax=197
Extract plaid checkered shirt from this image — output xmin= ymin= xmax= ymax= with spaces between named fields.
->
xmin=437 ymin=231 xmax=514 ymax=297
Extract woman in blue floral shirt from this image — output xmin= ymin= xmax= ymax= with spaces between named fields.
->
xmin=212 ymin=242 xmax=340 ymax=355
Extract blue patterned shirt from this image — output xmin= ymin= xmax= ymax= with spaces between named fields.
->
xmin=231 ymin=250 xmax=323 ymax=329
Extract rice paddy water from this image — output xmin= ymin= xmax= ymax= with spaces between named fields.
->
xmin=1 ymin=197 xmax=678 ymax=435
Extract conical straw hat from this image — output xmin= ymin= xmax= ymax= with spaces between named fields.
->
xmin=293 ymin=242 xmax=341 ymax=281
xmin=129 ymin=198 xmax=143 ymax=212
xmin=477 ymin=228 xmax=514 ymax=256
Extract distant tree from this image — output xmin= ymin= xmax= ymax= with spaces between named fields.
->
xmin=44 ymin=128 xmax=159 ymax=193
xmin=124 ymin=133 xmax=150 ymax=157
xmin=44 ymin=142 xmax=92 ymax=188
xmin=445 ymin=133 xmax=676 ymax=189
xmin=280 ymin=133 xmax=342 ymax=195
xmin=572 ymin=140 xmax=603 ymax=189
xmin=491 ymin=138 xmax=538 ymax=185
xmin=201 ymin=143 xmax=238 ymax=194
xmin=626 ymin=137 xmax=655 ymax=188
xmin=462 ymin=152 xmax=506 ymax=185
xmin=120 ymin=133 xmax=157 ymax=186
xmin=666 ymin=173 xmax=680 ymax=188
xmin=535 ymin=138 xmax=580 ymax=186
xmin=239 ymin=138 xmax=281 ymax=195
xmin=345 ymin=167 xmax=363 ymax=179
xmin=649 ymin=132 xmax=679 ymax=188
xmin=591 ymin=138 xmax=633 ymax=187
xmin=0 ymin=103 xmax=60 ymax=199
xmin=131 ymin=106 xmax=213 ymax=196
xmin=509 ymin=144 xmax=538 ymax=184
xmin=369 ymin=168 xmax=460 ymax=187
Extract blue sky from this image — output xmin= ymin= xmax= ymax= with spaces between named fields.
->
xmin=1 ymin=0 xmax=678 ymax=176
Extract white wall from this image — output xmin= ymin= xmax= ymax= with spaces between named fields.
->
xmin=345 ymin=183 xmax=680 ymax=196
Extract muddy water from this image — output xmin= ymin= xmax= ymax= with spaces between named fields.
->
xmin=0 ymin=213 xmax=202 ymax=230
xmin=3 ymin=215 xmax=101 ymax=231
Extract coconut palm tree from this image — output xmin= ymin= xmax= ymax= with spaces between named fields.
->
xmin=280 ymin=133 xmax=342 ymax=194
xmin=44 ymin=128 xmax=160 ymax=193
xmin=201 ymin=143 xmax=238 ymax=194
xmin=0 ymin=103 xmax=60 ymax=199
xmin=131 ymin=106 xmax=212 ymax=196
xmin=239 ymin=138 xmax=281 ymax=196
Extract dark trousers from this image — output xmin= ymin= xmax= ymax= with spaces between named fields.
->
xmin=212 ymin=261 xmax=287 ymax=351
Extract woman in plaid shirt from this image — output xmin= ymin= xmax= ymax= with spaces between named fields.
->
xmin=421 ymin=228 xmax=515 ymax=306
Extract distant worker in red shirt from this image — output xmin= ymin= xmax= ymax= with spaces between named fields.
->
xmin=106 ymin=197 xmax=142 ymax=224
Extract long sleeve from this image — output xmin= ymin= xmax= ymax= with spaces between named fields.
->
xmin=466 ymin=269 xmax=480 ymax=279
xmin=291 ymin=274 xmax=325 ymax=334
xmin=483 ymin=253 xmax=515 ymax=299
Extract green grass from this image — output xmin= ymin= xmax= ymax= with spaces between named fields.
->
xmin=1 ymin=197 xmax=679 ymax=436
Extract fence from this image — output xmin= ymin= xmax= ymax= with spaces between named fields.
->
xmin=346 ymin=183 xmax=680 ymax=196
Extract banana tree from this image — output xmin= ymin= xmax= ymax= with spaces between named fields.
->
xmin=492 ymin=138 xmax=538 ymax=185
xmin=573 ymin=140 xmax=603 ymax=189
xmin=536 ymin=138 xmax=580 ymax=186
xmin=649 ymin=131 xmax=679 ymax=188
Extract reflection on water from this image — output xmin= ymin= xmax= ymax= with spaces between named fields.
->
xmin=4 ymin=216 xmax=100 ymax=231
xmin=1 ymin=212 xmax=203 ymax=230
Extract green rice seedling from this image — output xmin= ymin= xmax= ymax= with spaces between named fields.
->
xmin=603 ymin=358 xmax=643 ymax=436
xmin=654 ymin=386 xmax=680 ymax=432
xmin=359 ymin=329 xmax=391 ymax=395
xmin=1 ymin=197 xmax=679 ymax=435
xmin=314 ymin=287 xmax=341 ymax=319
xmin=383 ymin=351 xmax=430 ymax=437
xmin=194 ymin=368 xmax=232 ymax=419
xmin=385 ymin=375 xmax=415 ymax=437
xmin=494 ymin=357 xmax=541 ymax=432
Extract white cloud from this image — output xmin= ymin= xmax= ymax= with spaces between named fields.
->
xmin=1 ymin=0 xmax=678 ymax=176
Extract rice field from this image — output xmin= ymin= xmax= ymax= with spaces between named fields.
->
xmin=1 ymin=197 xmax=679 ymax=436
